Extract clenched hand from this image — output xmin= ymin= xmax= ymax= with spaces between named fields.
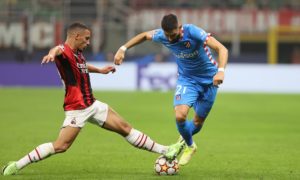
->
xmin=213 ymin=71 xmax=224 ymax=86
xmin=114 ymin=48 xmax=126 ymax=65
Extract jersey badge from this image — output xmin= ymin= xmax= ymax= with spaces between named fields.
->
xmin=176 ymin=94 xmax=181 ymax=100
xmin=71 ymin=117 xmax=77 ymax=125
xmin=184 ymin=41 xmax=191 ymax=48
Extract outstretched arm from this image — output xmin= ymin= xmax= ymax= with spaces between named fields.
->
xmin=87 ymin=64 xmax=116 ymax=74
xmin=206 ymin=37 xmax=228 ymax=86
xmin=114 ymin=30 xmax=154 ymax=65
xmin=41 ymin=46 xmax=63 ymax=64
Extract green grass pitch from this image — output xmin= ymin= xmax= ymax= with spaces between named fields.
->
xmin=0 ymin=88 xmax=299 ymax=180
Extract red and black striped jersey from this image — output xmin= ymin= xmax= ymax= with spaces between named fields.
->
xmin=55 ymin=44 xmax=95 ymax=111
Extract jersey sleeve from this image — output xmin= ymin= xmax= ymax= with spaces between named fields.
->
xmin=151 ymin=29 xmax=164 ymax=43
xmin=188 ymin=24 xmax=210 ymax=44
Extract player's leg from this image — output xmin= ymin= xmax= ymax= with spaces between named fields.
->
xmin=52 ymin=126 xmax=81 ymax=153
xmin=174 ymin=82 xmax=199 ymax=147
xmin=175 ymin=104 xmax=193 ymax=145
xmin=104 ymin=107 xmax=185 ymax=159
xmin=178 ymin=116 xmax=201 ymax=166
xmin=189 ymin=114 xmax=205 ymax=135
xmin=2 ymin=126 xmax=80 ymax=176
xmin=2 ymin=107 xmax=89 ymax=176
xmin=185 ymin=85 xmax=218 ymax=137
xmin=103 ymin=106 xmax=169 ymax=154
xmin=192 ymin=84 xmax=218 ymax=134
xmin=90 ymin=101 xmax=184 ymax=158
xmin=179 ymin=85 xmax=218 ymax=165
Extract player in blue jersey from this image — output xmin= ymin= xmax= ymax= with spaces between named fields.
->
xmin=114 ymin=14 xmax=228 ymax=166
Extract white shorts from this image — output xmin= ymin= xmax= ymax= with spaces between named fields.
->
xmin=62 ymin=100 xmax=108 ymax=128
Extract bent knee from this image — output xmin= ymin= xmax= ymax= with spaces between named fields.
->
xmin=119 ymin=121 xmax=132 ymax=136
xmin=53 ymin=143 xmax=71 ymax=153
xmin=175 ymin=111 xmax=188 ymax=122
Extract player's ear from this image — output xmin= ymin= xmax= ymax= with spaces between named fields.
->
xmin=74 ymin=33 xmax=80 ymax=40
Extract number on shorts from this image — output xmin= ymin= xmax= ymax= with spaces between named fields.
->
xmin=176 ymin=85 xmax=187 ymax=95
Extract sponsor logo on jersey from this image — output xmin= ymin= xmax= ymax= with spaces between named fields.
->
xmin=173 ymin=50 xmax=199 ymax=59
xmin=184 ymin=41 xmax=191 ymax=48
xmin=77 ymin=63 xmax=88 ymax=73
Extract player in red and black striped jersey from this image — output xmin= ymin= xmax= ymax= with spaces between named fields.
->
xmin=54 ymin=43 xmax=96 ymax=111
xmin=2 ymin=22 xmax=184 ymax=176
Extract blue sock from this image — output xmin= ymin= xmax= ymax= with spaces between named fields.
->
xmin=176 ymin=120 xmax=193 ymax=146
xmin=187 ymin=120 xmax=203 ymax=135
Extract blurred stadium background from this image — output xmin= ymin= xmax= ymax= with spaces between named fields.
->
xmin=0 ymin=0 xmax=299 ymax=92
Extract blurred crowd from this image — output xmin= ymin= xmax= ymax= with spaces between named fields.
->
xmin=1 ymin=0 xmax=300 ymax=16
xmin=0 ymin=0 xmax=63 ymax=19
xmin=0 ymin=0 xmax=299 ymax=64
xmin=129 ymin=0 xmax=300 ymax=10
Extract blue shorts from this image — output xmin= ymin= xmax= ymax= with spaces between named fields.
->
xmin=173 ymin=79 xmax=218 ymax=119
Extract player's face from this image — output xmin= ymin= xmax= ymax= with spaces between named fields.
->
xmin=164 ymin=27 xmax=181 ymax=44
xmin=76 ymin=29 xmax=91 ymax=51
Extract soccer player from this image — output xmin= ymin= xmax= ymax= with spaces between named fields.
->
xmin=114 ymin=14 xmax=228 ymax=166
xmin=2 ymin=22 xmax=184 ymax=176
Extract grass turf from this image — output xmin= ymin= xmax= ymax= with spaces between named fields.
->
xmin=0 ymin=88 xmax=299 ymax=179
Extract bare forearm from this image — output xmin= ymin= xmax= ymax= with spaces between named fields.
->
xmin=123 ymin=32 xmax=149 ymax=49
xmin=213 ymin=45 xmax=227 ymax=86
xmin=87 ymin=64 xmax=101 ymax=73
xmin=114 ymin=31 xmax=152 ymax=65
xmin=87 ymin=64 xmax=116 ymax=74
xmin=217 ymin=47 xmax=228 ymax=68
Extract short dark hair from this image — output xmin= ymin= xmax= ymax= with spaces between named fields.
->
xmin=161 ymin=14 xmax=178 ymax=32
xmin=67 ymin=22 xmax=89 ymax=36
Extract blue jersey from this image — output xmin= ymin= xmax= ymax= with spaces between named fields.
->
xmin=152 ymin=24 xmax=217 ymax=85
